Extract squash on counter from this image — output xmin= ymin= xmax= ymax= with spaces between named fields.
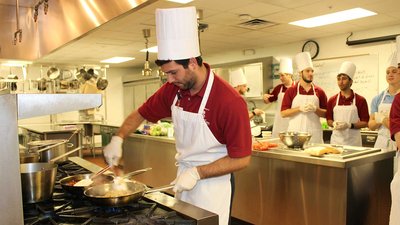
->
xmin=252 ymin=141 xmax=278 ymax=151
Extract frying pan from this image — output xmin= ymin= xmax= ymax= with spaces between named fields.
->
xmin=84 ymin=181 xmax=173 ymax=206
xmin=59 ymin=173 xmax=113 ymax=195
xmin=59 ymin=167 xmax=152 ymax=195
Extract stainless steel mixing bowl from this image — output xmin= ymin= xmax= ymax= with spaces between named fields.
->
xmin=279 ymin=131 xmax=312 ymax=149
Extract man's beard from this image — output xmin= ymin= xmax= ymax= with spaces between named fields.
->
xmin=302 ymin=74 xmax=312 ymax=83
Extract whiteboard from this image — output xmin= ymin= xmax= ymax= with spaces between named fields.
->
xmin=312 ymin=54 xmax=379 ymax=104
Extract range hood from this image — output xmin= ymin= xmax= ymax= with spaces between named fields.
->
xmin=0 ymin=0 xmax=155 ymax=62
xmin=0 ymin=93 xmax=101 ymax=225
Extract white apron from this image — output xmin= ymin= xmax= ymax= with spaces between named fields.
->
xmin=389 ymin=153 xmax=400 ymax=225
xmin=272 ymin=85 xmax=290 ymax=138
xmin=287 ymin=83 xmax=323 ymax=144
xmin=172 ymin=71 xmax=231 ymax=225
xmin=374 ymin=90 xmax=396 ymax=151
xmin=330 ymin=92 xmax=362 ymax=146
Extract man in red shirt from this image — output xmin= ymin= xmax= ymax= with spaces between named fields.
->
xmin=102 ymin=7 xmax=251 ymax=225
xmin=326 ymin=61 xmax=369 ymax=146
xmin=263 ymin=58 xmax=295 ymax=138
xmin=281 ymin=52 xmax=327 ymax=144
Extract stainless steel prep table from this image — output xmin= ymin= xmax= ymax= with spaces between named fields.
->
xmin=122 ymin=134 xmax=395 ymax=225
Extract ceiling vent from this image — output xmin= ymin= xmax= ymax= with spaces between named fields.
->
xmin=236 ymin=19 xmax=277 ymax=30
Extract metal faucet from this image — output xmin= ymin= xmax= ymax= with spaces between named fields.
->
xmin=248 ymin=100 xmax=263 ymax=124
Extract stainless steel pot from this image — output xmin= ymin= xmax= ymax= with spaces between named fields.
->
xmin=20 ymin=163 xmax=57 ymax=203
xmin=19 ymin=152 xmax=40 ymax=163
xmin=28 ymin=139 xmax=73 ymax=162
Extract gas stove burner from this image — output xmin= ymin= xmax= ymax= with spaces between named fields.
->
xmin=23 ymin=160 xmax=199 ymax=225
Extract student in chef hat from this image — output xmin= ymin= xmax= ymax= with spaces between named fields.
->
xmin=103 ymin=6 xmax=252 ymax=225
xmin=389 ymin=35 xmax=400 ymax=225
xmin=326 ymin=61 xmax=369 ymax=146
xmin=263 ymin=57 xmax=295 ymax=138
xmin=280 ymin=52 xmax=328 ymax=144
xmin=229 ymin=68 xmax=264 ymax=120
xmin=369 ymin=38 xmax=400 ymax=152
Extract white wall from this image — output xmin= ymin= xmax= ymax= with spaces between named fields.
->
xmin=204 ymin=24 xmax=400 ymax=124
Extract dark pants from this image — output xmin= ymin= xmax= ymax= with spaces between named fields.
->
xmin=229 ymin=173 xmax=235 ymax=224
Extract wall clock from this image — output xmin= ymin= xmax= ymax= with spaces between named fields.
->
xmin=302 ymin=40 xmax=319 ymax=59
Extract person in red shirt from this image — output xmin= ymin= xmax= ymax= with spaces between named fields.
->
xmin=281 ymin=52 xmax=327 ymax=144
xmin=326 ymin=61 xmax=369 ymax=146
xmin=263 ymin=58 xmax=295 ymax=138
xmin=102 ymin=7 xmax=251 ymax=225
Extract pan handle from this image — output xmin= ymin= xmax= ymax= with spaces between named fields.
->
xmin=122 ymin=167 xmax=152 ymax=179
xmin=145 ymin=184 xmax=174 ymax=194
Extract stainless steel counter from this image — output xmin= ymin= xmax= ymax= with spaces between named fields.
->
xmin=122 ymin=134 xmax=395 ymax=225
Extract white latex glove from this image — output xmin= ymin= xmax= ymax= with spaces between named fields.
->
xmin=375 ymin=112 xmax=385 ymax=124
xmin=333 ymin=121 xmax=350 ymax=130
xmin=171 ymin=167 xmax=200 ymax=193
xmin=299 ymin=103 xmax=309 ymax=112
xmin=305 ymin=103 xmax=317 ymax=112
xmin=103 ymin=136 xmax=123 ymax=166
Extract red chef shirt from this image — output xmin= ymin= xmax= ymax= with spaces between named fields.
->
xmin=390 ymin=93 xmax=400 ymax=141
xmin=138 ymin=63 xmax=252 ymax=158
xmin=281 ymin=82 xmax=327 ymax=111
xmin=268 ymin=83 xmax=295 ymax=102
xmin=326 ymin=91 xmax=370 ymax=122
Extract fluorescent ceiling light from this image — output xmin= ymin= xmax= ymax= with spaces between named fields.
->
xmin=140 ymin=46 xmax=158 ymax=53
xmin=167 ymin=0 xmax=193 ymax=4
xmin=100 ymin=57 xmax=135 ymax=64
xmin=289 ymin=8 xmax=377 ymax=28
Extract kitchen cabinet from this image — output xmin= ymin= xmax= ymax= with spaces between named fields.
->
xmin=123 ymin=78 xmax=161 ymax=117
xmin=212 ymin=57 xmax=273 ymax=98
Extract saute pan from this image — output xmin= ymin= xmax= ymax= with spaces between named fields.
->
xmin=84 ymin=181 xmax=173 ymax=206
xmin=60 ymin=167 xmax=152 ymax=195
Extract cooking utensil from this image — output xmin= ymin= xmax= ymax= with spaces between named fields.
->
xmin=28 ymin=139 xmax=73 ymax=162
xmin=20 ymin=163 xmax=57 ymax=203
xmin=279 ymin=131 xmax=312 ymax=149
xmin=19 ymin=152 xmax=40 ymax=163
xmin=90 ymin=165 xmax=112 ymax=180
xmin=59 ymin=173 xmax=114 ymax=195
xmin=84 ymin=181 xmax=173 ymax=206
xmin=96 ymin=77 xmax=108 ymax=90
xmin=47 ymin=67 xmax=60 ymax=80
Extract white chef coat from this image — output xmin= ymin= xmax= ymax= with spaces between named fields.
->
xmin=287 ymin=83 xmax=323 ymax=144
xmin=172 ymin=71 xmax=231 ymax=225
xmin=330 ymin=92 xmax=362 ymax=146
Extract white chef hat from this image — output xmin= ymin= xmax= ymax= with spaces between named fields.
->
xmin=156 ymin=7 xmax=200 ymax=60
xmin=279 ymin=58 xmax=293 ymax=74
xmin=338 ymin=61 xmax=356 ymax=80
xmin=295 ymin=52 xmax=313 ymax=72
xmin=388 ymin=49 xmax=398 ymax=68
xmin=229 ymin=68 xmax=247 ymax=87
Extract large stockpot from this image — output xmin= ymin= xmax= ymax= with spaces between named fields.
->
xmin=20 ymin=163 xmax=58 ymax=203
xmin=84 ymin=182 xmax=173 ymax=207
xmin=28 ymin=139 xmax=73 ymax=162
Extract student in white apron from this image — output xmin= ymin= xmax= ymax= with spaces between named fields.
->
xmin=281 ymin=52 xmax=328 ymax=144
xmin=369 ymin=65 xmax=400 ymax=151
xmin=102 ymin=7 xmax=252 ymax=225
xmin=263 ymin=58 xmax=295 ymax=138
xmin=327 ymin=62 xmax=369 ymax=146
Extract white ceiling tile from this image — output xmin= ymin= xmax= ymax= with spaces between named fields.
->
xmin=228 ymin=2 xmax=285 ymax=18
